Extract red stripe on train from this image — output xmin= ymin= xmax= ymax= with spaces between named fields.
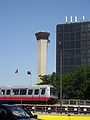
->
xmin=0 ymin=97 xmax=53 ymax=101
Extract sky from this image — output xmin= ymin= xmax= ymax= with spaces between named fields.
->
xmin=0 ymin=0 xmax=90 ymax=86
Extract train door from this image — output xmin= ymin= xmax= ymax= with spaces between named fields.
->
xmin=5 ymin=89 xmax=11 ymax=103
xmin=40 ymin=88 xmax=47 ymax=103
xmin=33 ymin=88 xmax=40 ymax=102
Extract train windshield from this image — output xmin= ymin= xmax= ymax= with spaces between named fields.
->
xmin=50 ymin=87 xmax=57 ymax=96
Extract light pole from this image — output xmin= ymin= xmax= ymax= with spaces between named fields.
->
xmin=59 ymin=42 xmax=62 ymax=106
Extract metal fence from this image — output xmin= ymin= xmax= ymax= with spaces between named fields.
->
xmin=57 ymin=99 xmax=90 ymax=106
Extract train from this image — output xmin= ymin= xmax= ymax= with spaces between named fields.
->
xmin=0 ymin=85 xmax=58 ymax=104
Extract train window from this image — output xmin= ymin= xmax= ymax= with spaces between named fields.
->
xmin=41 ymin=88 xmax=45 ymax=95
xmin=6 ymin=89 xmax=10 ymax=95
xmin=34 ymin=89 xmax=39 ymax=95
xmin=1 ymin=89 xmax=5 ymax=95
xmin=50 ymin=87 xmax=57 ymax=96
xmin=20 ymin=89 xmax=27 ymax=95
xmin=13 ymin=89 xmax=19 ymax=95
xmin=28 ymin=89 xmax=33 ymax=95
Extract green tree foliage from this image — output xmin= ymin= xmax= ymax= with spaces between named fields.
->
xmin=38 ymin=66 xmax=90 ymax=100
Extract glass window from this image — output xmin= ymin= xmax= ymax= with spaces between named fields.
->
xmin=88 ymin=50 xmax=90 ymax=56
xmin=63 ymin=26 xmax=69 ymax=32
xmin=81 ymin=58 xmax=87 ymax=64
xmin=88 ymin=58 xmax=90 ymax=62
xmin=6 ymin=89 xmax=10 ymax=95
xmin=76 ymin=58 xmax=81 ymax=65
xmin=64 ymin=58 xmax=69 ymax=66
xmin=81 ymin=32 xmax=87 ymax=38
xmin=28 ymin=89 xmax=33 ymax=95
xmin=70 ymin=58 xmax=75 ymax=65
xmin=76 ymin=32 xmax=80 ymax=39
xmin=64 ymin=42 xmax=69 ymax=49
xmin=76 ymin=49 xmax=81 ymax=57
xmin=57 ymin=34 xmax=63 ymax=41
xmin=88 ymin=24 xmax=90 ymax=28
xmin=76 ymin=41 xmax=81 ymax=48
xmin=41 ymin=88 xmax=46 ymax=95
xmin=57 ymin=25 xmax=63 ymax=33
xmin=64 ymin=67 xmax=70 ymax=73
xmin=70 ymin=41 xmax=75 ymax=49
xmin=13 ymin=89 xmax=19 ymax=95
xmin=64 ymin=50 xmax=69 ymax=57
xmin=34 ymin=89 xmax=39 ymax=95
xmin=87 ymin=32 xmax=90 ymax=37
xmin=70 ymin=33 xmax=75 ymax=40
xmin=70 ymin=50 xmax=75 ymax=57
xmin=20 ymin=89 xmax=27 ymax=95
xmin=81 ymin=41 xmax=87 ymax=49
xmin=1 ymin=89 xmax=5 ymax=95
xmin=50 ymin=87 xmax=57 ymax=96
xmin=64 ymin=33 xmax=69 ymax=40
xmin=81 ymin=50 xmax=87 ymax=57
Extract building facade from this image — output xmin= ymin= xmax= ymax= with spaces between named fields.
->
xmin=56 ymin=21 xmax=90 ymax=74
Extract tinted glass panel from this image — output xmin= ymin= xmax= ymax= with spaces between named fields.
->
xmin=50 ymin=87 xmax=57 ymax=96
xmin=41 ymin=88 xmax=46 ymax=95
xmin=34 ymin=89 xmax=39 ymax=95
xmin=28 ymin=89 xmax=33 ymax=95
xmin=1 ymin=89 xmax=5 ymax=95
xmin=20 ymin=89 xmax=27 ymax=95
xmin=6 ymin=89 xmax=10 ymax=95
xmin=13 ymin=89 xmax=19 ymax=95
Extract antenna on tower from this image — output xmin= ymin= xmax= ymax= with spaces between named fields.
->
xmin=82 ymin=16 xmax=85 ymax=21
xmin=75 ymin=16 xmax=78 ymax=22
xmin=65 ymin=16 xmax=68 ymax=23
xmin=70 ymin=16 xmax=73 ymax=23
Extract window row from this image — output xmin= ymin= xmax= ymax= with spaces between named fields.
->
xmin=0 ymin=88 xmax=46 ymax=96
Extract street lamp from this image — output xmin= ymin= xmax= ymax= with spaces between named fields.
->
xmin=58 ymin=42 xmax=62 ymax=106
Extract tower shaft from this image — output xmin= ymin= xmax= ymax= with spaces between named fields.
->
xmin=35 ymin=32 xmax=50 ymax=83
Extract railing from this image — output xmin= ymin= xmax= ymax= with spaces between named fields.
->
xmin=57 ymin=99 xmax=90 ymax=106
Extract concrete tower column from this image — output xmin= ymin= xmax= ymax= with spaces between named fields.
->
xmin=35 ymin=32 xmax=50 ymax=83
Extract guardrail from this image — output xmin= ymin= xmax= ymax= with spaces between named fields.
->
xmin=57 ymin=99 xmax=90 ymax=106
xmin=21 ymin=104 xmax=90 ymax=115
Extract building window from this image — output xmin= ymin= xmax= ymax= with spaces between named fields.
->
xmin=81 ymin=41 xmax=87 ymax=49
xmin=70 ymin=33 xmax=75 ymax=40
xmin=76 ymin=58 xmax=81 ymax=65
xmin=70 ymin=50 xmax=75 ymax=57
xmin=64 ymin=33 xmax=69 ymax=40
xmin=70 ymin=41 xmax=75 ymax=49
xmin=76 ymin=32 xmax=80 ymax=40
xmin=76 ymin=49 xmax=81 ymax=57
xmin=64 ymin=50 xmax=69 ymax=57
xmin=76 ymin=41 xmax=81 ymax=48
xmin=70 ymin=58 xmax=75 ymax=65
xmin=64 ymin=42 xmax=69 ymax=49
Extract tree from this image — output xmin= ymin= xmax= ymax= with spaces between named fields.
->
xmin=38 ymin=66 xmax=90 ymax=100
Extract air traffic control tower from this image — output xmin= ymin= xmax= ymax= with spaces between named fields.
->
xmin=35 ymin=32 xmax=50 ymax=83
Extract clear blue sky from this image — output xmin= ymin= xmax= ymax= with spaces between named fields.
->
xmin=0 ymin=0 xmax=90 ymax=86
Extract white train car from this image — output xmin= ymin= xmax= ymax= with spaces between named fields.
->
xmin=0 ymin=85 xmax=58 ymax=104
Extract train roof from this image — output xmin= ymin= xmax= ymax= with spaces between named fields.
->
xmin=0 ymin=84 xmax=54 ymax=89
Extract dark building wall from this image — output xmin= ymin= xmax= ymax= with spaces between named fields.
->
xmin=56 ymin=22 xmax=90 ymax=74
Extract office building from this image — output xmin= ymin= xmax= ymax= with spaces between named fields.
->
xmin=56 ymin=21 xmax=90 ymax=73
